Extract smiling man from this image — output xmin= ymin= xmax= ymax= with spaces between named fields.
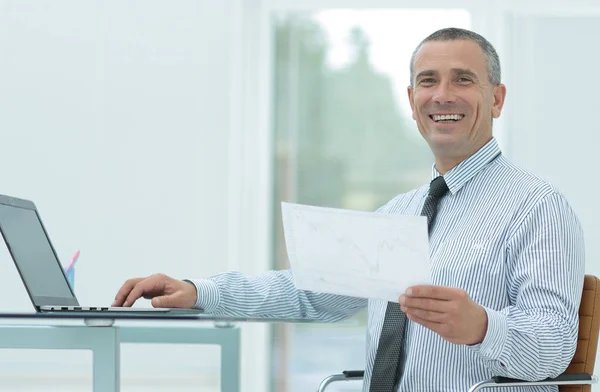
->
xmin=113 ymin=28 xmax=584 ymax=392
xmin=409 ymin=37 xmax=506 ymax=173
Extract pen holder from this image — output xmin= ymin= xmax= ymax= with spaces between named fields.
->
xmin=65 ymin=267 xmax=75 ymax=291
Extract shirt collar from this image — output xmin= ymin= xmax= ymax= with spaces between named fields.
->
xmin=430 ymin=137 xmax=502 ymax=195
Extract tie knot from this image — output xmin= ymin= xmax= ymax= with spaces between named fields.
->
xmin=428 ymin=176 xmax=449 ymax=199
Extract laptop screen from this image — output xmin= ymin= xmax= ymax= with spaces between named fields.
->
xmin=0 ymin=199 xmax=78 ymax=307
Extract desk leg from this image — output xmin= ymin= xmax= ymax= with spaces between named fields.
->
xmin=220 ymin=328 xmax=240 ymax=392
xmin=91 ymin=327 xmax=120 ymax=392
xmin=0 ymin=326 xmax=121 ymax=391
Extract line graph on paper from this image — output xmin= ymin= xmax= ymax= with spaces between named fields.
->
xmin=281 ymin=202 xmax=431 ymax=301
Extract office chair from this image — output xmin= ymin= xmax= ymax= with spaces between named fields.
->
xmin=318 ymin=274 xmax=600 ymax=392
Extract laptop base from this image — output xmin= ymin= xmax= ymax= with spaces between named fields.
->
xmin=39 ymin=306 xmax=202 ymax=315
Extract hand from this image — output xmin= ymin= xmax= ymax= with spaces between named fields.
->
xmin=112 ymin=273 xmax=198 ymax=308
xmin=399 ymin=285 xmax=488 ymax=345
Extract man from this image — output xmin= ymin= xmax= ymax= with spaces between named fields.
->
xmin=113 ymin=28 xmax=584 ymax=391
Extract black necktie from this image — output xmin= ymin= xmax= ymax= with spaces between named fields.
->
xmin=369 ymin=176 xmax=449 ymax=392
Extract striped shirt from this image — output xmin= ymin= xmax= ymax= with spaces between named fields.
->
xmin=190 ymin=138 xmax=585 ymax=392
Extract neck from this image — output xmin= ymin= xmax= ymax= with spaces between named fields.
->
xmin=433 ymin=137 xmax=493 ymax=174
xmin=434 ymin=158 xmax=463 ymax=175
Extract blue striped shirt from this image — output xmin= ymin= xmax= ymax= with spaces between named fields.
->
xmin=191 ymin=138 xmax=585 ymax=392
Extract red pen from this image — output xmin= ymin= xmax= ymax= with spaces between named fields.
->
xmin=66 ymin=249 xmax=80 ymax=271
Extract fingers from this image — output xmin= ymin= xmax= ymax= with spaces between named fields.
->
xmin=405 ymin=311 xmax=443 ymax=334
xmin=400 ymin=286 xmax=487 ymax=345
xmin=151 ymin=296 xmax=166 ymax=308
xmin=151 ymin=281 xmax=198 ymax=308
xmin=400 ymin=295 xmax=448 ymax=313
xmin=405 ymin=285 xmax=464 ymax=300
xmin=401 ymin=303 xmax=445 ymax=322
xmin=113 ymin=274 xmax=167 ymax=307
xmin=399 ymin=287 xmax=466 ymax=322
xmin=112 ymin=274 xmax=197 ymax=308
xmin=112 ymin=278 xmax=145 ymax=306
xmin=151 ymin=294 xmax=178 ymax=308
xmin=123 ymin=275 xmax=166 ymax=307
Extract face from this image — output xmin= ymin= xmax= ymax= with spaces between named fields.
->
xmin=408 ymin=40 xmax=506 ymax=170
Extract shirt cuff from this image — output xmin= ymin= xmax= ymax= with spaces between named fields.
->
xmin=469 ymin=306 xmax=508 ymax=361
xmin=183 ymin=278 xmax=220 ymax=312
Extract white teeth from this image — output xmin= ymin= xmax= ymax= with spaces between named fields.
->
xmin=431 ymin=114 xmax=463 ymax=122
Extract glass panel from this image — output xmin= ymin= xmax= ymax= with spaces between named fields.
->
xmin=271 ymin=9 xmax=471 ymax=392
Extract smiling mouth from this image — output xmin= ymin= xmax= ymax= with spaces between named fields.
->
xmin=430 ymin=114 xmax=465 ymax=123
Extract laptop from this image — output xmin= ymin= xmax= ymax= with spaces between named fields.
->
xmin=0 ymin=194 xmax=202 ymax=315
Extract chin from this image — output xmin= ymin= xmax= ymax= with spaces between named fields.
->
xmin=428 ymin=132 xmax=463 ymax=145
xmin=428 ymin=135 xmax=468 ymax=153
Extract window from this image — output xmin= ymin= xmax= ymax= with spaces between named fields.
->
xmin=270 ymin=9 xmax=471 ymax=391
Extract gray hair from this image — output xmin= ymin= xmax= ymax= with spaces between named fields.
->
xmin=410 ymin=27 xmax=501 ymax=86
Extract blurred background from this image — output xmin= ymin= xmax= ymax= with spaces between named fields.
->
xmin=0 ymin=0 xmax=598 ymax=391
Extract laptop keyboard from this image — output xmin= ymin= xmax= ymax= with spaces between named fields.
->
xmin=47 ymin=306 xmax=110 ymax=311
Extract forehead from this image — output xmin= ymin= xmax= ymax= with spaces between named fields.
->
xmin=413 ymin=40 xmax=488 ymax=78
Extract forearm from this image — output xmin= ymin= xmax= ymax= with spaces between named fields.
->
xmin=470 ymin=304 xmax=579 ymax=380
xmin=188 ymin=269 xmax=367 ymax=321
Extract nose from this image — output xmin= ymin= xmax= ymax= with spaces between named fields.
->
xmin=432 ymin=82 xmax=456 ymax=105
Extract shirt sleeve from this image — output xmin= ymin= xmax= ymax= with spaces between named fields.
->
xmin=468 ymin=192 xmax=585 ymax=380
xmin=186 ymin=269 xmax=367 ymax=322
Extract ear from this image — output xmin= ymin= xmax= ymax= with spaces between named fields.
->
xmin=491 ymin=84 xmax=507 ymax=118
xmin=408 ymin=85 xmax=417 ymax=120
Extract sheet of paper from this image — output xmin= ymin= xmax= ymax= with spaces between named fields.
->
xmin=281 ymin=202 xmax=431 ymax=302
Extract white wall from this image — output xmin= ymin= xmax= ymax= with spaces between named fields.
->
xmin=503 ymin=12 xmax=600 ymax=277
xmin=0 ymin=0 xmax=233 ymax=306
xmin=0 ymin=0 xmax=252 ymax=389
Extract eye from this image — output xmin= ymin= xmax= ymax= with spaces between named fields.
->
xmin=419 ymin=78 xmax=436 ymax=85
xmin=457 ymin=77 xmax=473 ymax=84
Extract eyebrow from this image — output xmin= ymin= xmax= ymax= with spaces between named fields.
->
xmin=453 ymin=68 xmax=480 ymax=82
xmin=415 ymin=68 xmax=481 ymax=82
xmin=415 ymin=70 xmax=436 ymax=81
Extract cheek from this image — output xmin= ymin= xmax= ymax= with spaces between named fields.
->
xmin=470 ymin=100 xmax=484 ymax=124
xmin=480 ymin=95 xmax=495 ymax=120
xmin=412 ymin=97 xmax=427 ymax=121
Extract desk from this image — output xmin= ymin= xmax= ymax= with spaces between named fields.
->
xmin=0 ymin=314 xmax=242 ymax=392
